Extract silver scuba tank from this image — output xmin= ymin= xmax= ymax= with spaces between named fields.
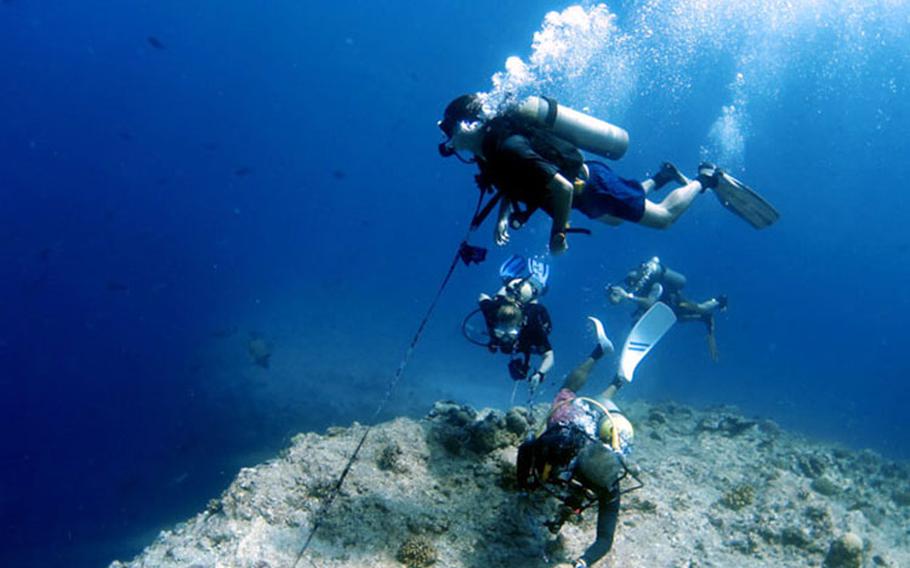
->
xmin=628 ymin=256 xmax=661 ymax=293
xmin=515 ymin=95 xmax=629 ymax=160
xmin=661 ymin=267 xmax=687 ymax=291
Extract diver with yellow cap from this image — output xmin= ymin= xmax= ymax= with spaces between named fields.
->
xmin=516 ymin=303 xmax=677 ymax=567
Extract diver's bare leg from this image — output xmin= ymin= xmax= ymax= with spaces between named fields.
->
xmin=694 ymin=298 xmax=721 ymax=312
xmin=679 ymin=298 xmax=723 ymax=315
xmin=562 ymin=317 xmax=612 ymax=393
xmin=594 ymin=213 xmax=624 ymax=226
xmin=562 ymin=357 xmax=597 ymax=393
xmin=637 ymin=180 xmax=705 ymax=229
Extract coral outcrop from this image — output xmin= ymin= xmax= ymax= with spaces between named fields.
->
xmin=110 ymin=400 xmax=910 ymax=567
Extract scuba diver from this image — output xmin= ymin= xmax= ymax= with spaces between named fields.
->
xmin=466 ymin=254 xmax=554 ymax=391
xmin=517 ymin=304 xmax=675 ymax=568
xmin=438 ymin=93 xmax=739 ymax=255
xmin=607 ymin=256 xmax=728 ymax=361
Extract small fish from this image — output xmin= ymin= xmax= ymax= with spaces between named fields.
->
xmin=0 ymin=454 xmax=30 ymax=464
xmin=331 ymin=169 xmax=346 ymax=180
xmin=234 ymin=166 xmax=253 ymax=177
xmin=106 ymin=280 xmax=129 ymax=292
xmin=147 ymin=36 xmax=166 ymax=50
xmin=24 ymin=272 xmax=49 ymax=292
xmin=248 ymin=335 xmax=272 ymax=369
xmin=210 ymin=325 xmax=238 ymax=338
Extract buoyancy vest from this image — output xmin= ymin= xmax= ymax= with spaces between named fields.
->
xmin=476 ymin=114 xmax=585 ymax=215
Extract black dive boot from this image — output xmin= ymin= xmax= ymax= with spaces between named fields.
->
xmin=651 ymin=162 xmax=689 ymax=190
xmin=695 ymin=162 xmax=721 ymax=192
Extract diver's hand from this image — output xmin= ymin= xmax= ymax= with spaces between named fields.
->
xmin=549 ymin=232 xmax=568 ymax=255
xmin=529 ymin=371 xmax=544 ymax=392
xmin=608 ymin=285 xmax=632 ymax=300
xmin=494 ymin=219 xmax=510 ymax=246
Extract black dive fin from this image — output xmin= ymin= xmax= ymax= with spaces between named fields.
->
xmin=713 ymin=171 xmax=780 ymax=229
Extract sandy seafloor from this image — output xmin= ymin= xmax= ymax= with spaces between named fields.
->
xmin=110 ymin=398 xmax=910 ymax=568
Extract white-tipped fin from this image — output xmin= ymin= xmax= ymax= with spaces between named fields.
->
xmin=587 ymin=316 xmax=614 ymax=356
xmin=619 ymin=302 xmax=676 ymax=383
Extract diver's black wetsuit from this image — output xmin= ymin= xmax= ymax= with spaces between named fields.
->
xmin=573 ymin=456 xmax=622 ymax=565
xmin=517 ymin=434 xmax=621 ymax=565
xmin=478 ymin=117 xmax=584 ymax=221
xmin=625 ymin=262 xmax=721 ymax=360
xmin=630 ymin=265 xmax=709 ymax=323
xmin=514 ymin=303 xmax=552 ymax=356
xmin=478 ymin=119 xmax=647 ymax=224
xmin=479 ymin=299 xmax=552 ymax=356
xmin=589 ymin=495 xmax=622 ymax=563
xmin=517 ymin=389 xmax=628 ymax=565
xmin=479 ymin=297 xmax=553 ymax=380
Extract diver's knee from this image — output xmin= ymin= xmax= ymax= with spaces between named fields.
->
xmin=642 ymin=209 xmax=673 ymax=229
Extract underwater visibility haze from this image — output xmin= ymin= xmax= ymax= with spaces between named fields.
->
xmin=1 ymin=1 xmax=909 ymax=566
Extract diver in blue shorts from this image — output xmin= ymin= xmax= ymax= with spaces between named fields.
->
xmin=438 ymin=94 xmax=724 ymax=254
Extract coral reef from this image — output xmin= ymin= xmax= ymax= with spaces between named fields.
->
xmin=396 ymin=536 xmax=437 ymax=567
xmin=811 ymin=476 xmax=840 ymax=496
xmin=891 ymin=489 xmax=910 ymax=507
xmin=109 ymin=401 xmax=910 ymax=568
xmin=377 ymin=441 xmax=405 ymax=473
xmin=823 ymin=532 xmax=864 ymax=568
xmin=721 ymin=483 xmax=755 ymax=510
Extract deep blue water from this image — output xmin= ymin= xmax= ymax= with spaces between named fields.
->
xmin=1 ymin=1 xmax=908 ymax=566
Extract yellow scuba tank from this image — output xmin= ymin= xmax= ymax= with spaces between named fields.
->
xmin=545 ymin=396 xmax=634 ymax=454
xmin=515 ymin=95 xmax=629 ymax=160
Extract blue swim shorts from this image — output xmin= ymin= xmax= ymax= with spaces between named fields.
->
xmin=573 ymin=161 xmax=646 ymax=222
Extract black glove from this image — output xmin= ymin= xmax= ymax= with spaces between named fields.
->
xmin=508 ymin=358 xmax=530 ymax=380
xmin=509 ymin=210 xmax=532 ymax=229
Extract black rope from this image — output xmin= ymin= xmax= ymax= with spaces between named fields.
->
xmin=292 ymin=191 xmax=488 ymax=567
xmin=470 ymin=191 xmax=501 ymax=229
